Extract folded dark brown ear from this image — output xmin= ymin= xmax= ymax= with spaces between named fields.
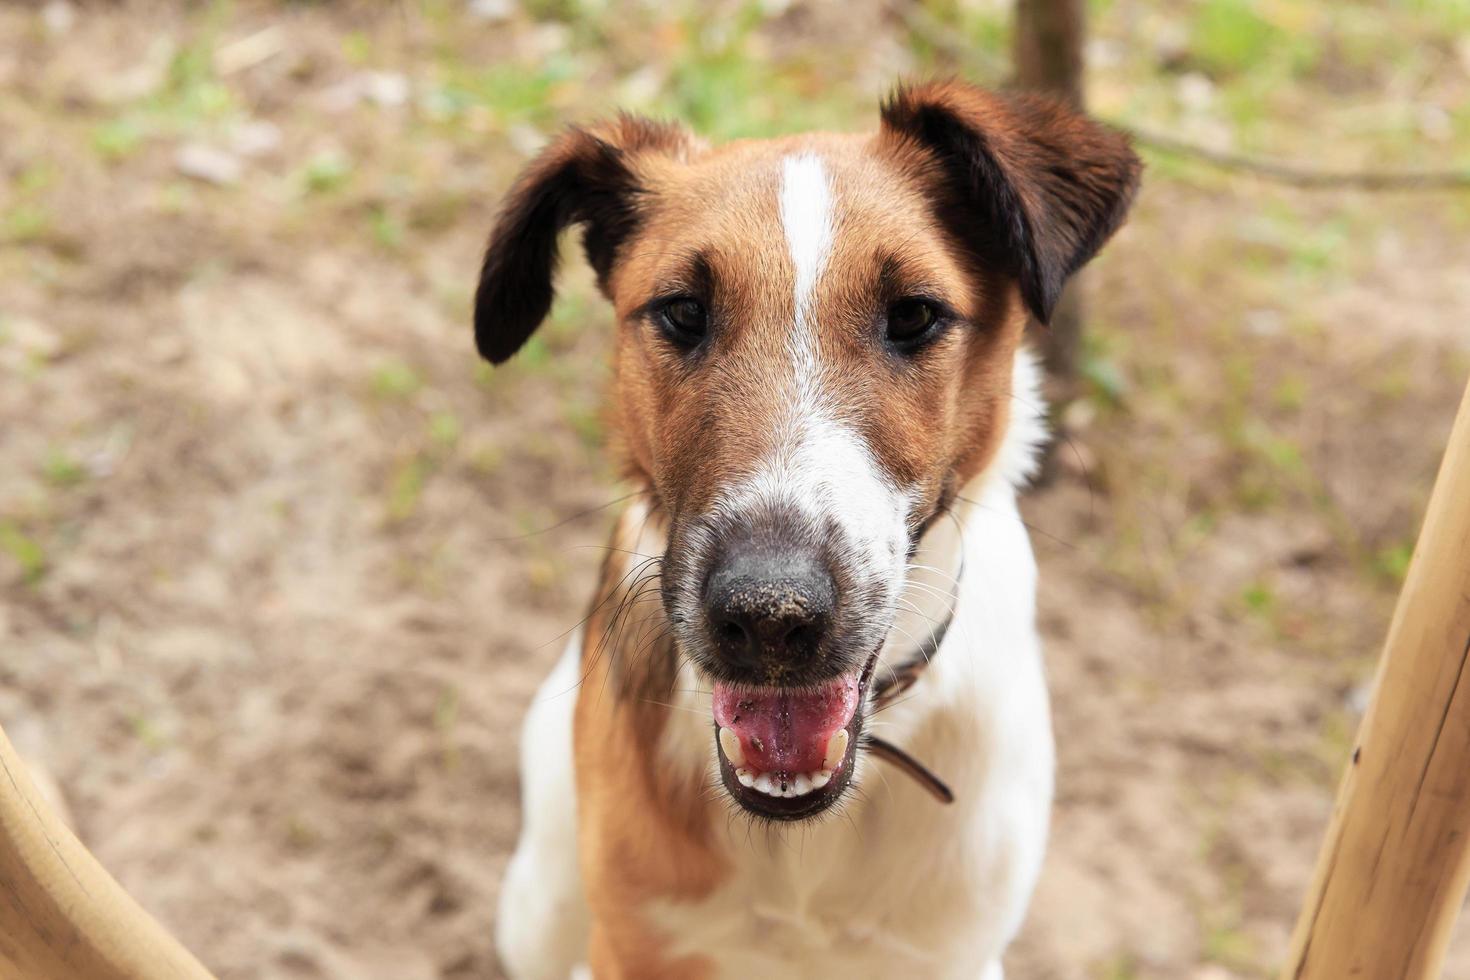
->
xmin=474 ymin=114 xmax=693 ymax=364
xmin=879 ymin=80 xmax=1141 ymax=325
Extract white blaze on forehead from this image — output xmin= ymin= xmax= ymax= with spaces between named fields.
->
xmin=706 ymin=154 xmax=912 ymax=591
xmin=780 ymin=154 xmax=835 ymax=326
xmin=779 ymin=153 xmax=834 ymax=417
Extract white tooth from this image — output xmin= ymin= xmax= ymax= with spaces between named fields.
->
xmin=719 ymin=727 xmax=745 ymax=767
xmin=754 ymin=773 xmax=774 ymax=795
xmin=737 ymin=768 xmax=756 ymax=788
xmin=793 ymin=773 xmax=813 ymax=795
xmin=811 ymin=770 xmax=831 ymax=789
xmin=823 ymin=730 xmax=849 ymax=771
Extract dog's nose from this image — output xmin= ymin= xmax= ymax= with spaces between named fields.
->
xmin=704 ymin=544 xmax=836 ymax=672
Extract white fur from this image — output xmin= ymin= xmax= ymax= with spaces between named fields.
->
xmin=995 ymin=347 xmax=1048 ymax=491
xmin=495 ymin=635 xmax=590 ymax=980
xmin=779 ymin=152 xmax=834 ymax=413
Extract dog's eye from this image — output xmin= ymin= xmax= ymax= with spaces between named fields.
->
xmin=658 ymin=298 xmax=709 ymax=347
xmin=885 ymin=298 xmax=941 ymax=348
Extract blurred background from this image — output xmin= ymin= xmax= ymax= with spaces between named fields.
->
xmin=2 ymin=0 xmax=1468 ymax=977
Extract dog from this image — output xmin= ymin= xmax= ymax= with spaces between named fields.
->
xmin=478 ymin=79 xmax=1140 ymax=978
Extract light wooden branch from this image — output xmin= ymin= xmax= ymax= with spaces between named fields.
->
xmin=1284 ymin=375 xmax=1470 ymax=978
xmin=0 ymin=723 xmax=216 ymax=979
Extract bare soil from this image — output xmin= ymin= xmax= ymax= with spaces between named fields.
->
xmin=2 ymin=3 xmax=1469 ymax=978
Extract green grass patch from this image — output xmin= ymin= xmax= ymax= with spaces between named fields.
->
xmin=129 ymin=713 xmax=167 ymax=751
xmin=429 ymin=411 xmax=461 ymax=447
xmin=368 ymin=205 xmax=405 ymax=250
xmin=1190 ymin=0 xmax=1279 ymax=75
xmin=0 ymin=521 xmax=47 ymax=584
xmin=1078 ymin=328 xmax=1132 ymax=410
xmin=15 ymin=163 xmax=56 ymax=195
xmin=371 ymin=360 xmax=423 ymax=399
xmin=654 ymin=5 xmax=857 ymax=140
xmin=41 ymin=450 xmax=87 ymax=488
xmin=468 ymin=443 xmax=504 ymax=475
xmin=300 ymin=151 xmax=354 ymax=195
xmin=1095 ymin=954 xmax=1139 ymax=980
xmin=407 ymin=190 xmax=469 ymax=234
xmin=1080 ymin=352 xmax=1130 ymax=410
xmin=905 ymin=0 xmax=1008 ymax=73
xmin=1200 ymin=917 xmax=1257 ymax=973
xmin=92 ymin=118 xmax=146 ymax=162
xmin=1372 ymin=541 xmax=1414 ymax=585
xmin=546 ymin=285 xmax=595 ymax=348
xmin=341 ymin=30 xmax=374 ymax=65
xmin=1240 ymin=579 xmax=1276 ymax=619
xmin=426 ymin=58 xmax=574 ymax=128
xmin=387 ymin=454 xmax=431 ymax=523
xmin=510 ymin=336 xmax=552 ymax=374
xmin=563 ymin=402 xmax=603 ymax=448
xmin=434 ymin=683 xmax=462 ymax=769
xmin=1272 ymin=376 xmax=1307 ymax=413
xmin=1313 ymin=706 xmax=1359 ymax=781
xmin=152 ymin=32 xmax=236 ymax=124
xmin=3 ymin=204 xmax=52 ymax=244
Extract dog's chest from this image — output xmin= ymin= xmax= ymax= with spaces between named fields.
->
xmin=648 ymin=722 xmax=1048 ymax=979
xmin=654 ymin=831 xmax=962 ymax=974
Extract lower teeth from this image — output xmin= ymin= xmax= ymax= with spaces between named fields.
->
xmin=735 ymin=767 xmax=834 ymax=798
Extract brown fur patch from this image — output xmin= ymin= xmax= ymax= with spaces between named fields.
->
xmin=878 ymin=79 xmax=1142 ymax=325
xmin=574 ymin=501 xmax=724 ymax=978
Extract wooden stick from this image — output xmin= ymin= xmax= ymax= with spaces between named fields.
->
xmin=0 ymin=723 xmax=216 ymax=979
xmin=1284 ymin=376 xmax=1470 ymax=979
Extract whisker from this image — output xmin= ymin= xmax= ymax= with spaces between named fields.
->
xmin=637 ymin=697 xmax=708 ymax=717
xmin=953 ymin=492 xmax=1080 ymax=552
xmin=566 ymin=544 xmax=664 ymax=560
xmin=538 ymin=555 xmax=659 ymax=652
xmin=488 ymin=489 xmax=649 ymax=542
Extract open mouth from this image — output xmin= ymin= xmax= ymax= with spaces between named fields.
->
xmin=711 ymin=654 xmax=877 ymax=820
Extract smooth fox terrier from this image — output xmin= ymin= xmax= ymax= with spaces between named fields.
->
xmin=477 ymin=79 xmax=1140 ymax=979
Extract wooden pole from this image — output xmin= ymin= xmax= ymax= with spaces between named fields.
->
xmin=0 ymin=722 xmax=217 ymax=980
xmin=1284 ymin=376 xmax=1470 ymax=979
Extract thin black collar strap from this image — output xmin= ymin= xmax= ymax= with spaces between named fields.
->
xmin=867 ymin=544 xmax=964 ymax=804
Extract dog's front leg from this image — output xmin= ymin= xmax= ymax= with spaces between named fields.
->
xmin=495 ymin=638 xmax=590 ymax=980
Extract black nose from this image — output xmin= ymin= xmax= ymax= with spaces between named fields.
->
xmin=703 ymin=543 xmax=836 ymax=673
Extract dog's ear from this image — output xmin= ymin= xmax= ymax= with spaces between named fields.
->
xmin=878 ymin=80 xmax=1141 ymax=325
xmin=475 ymin=114 xmax=694 ymax=364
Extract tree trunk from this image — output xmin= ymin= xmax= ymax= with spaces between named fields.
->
xmin=1013 ymin=0 xmax=1087 ymax=439
xmin=1014 ymin=0 xmax=1085 ymax=107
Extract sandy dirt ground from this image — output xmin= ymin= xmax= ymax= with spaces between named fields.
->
xmin=3 ymin=2 xmax=1470 ymax=978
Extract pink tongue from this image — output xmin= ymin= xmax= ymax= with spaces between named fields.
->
xmin=713 ymin=674 xmax=859 ymax=774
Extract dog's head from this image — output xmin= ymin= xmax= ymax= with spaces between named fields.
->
xmin=476 ymin=80 xmax=1139 ymax=820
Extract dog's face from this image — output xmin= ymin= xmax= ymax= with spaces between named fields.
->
xmin=476 ymin=81 xmax=1139 ymax=820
